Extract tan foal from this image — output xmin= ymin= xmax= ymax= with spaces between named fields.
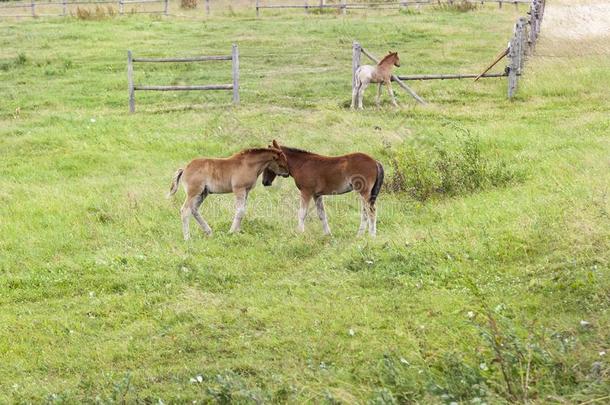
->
xmin=168 ymin=146 xmax=289 ymax=240
xmin=351 ymin=51 xmax=401 ymax=109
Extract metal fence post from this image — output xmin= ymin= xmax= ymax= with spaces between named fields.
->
xmin=164 ymin=0 xmax=168 ymax=15
xmin=232 ymin=44 xmax=240 ymax=105
xmin=127 ymin=50 xmax=135 ymax=113
xmin=31 ymin=0 xmax=35 ymax=17
xmin=119 ymin=0 xmax=124 ymax=15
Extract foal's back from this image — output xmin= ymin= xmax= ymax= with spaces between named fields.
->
xmin=182 ymin=154 xmax=246 ymax=195
xmin=295 ymin=152 xmax=378 ymax=196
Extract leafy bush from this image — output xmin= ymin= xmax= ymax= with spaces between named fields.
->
xmin=434 ymin=0 xmax=479 ymax=13
xmin=75 ymin=5 xmax=116 ymax=20
xmin=385 ymin=135 xmax=520 ymax=201
xmin=181 ymin=0 xmax=198 ymax=9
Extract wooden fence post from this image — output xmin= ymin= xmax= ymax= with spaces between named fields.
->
xmin=528 ymin=0 xmax=539 ymax=50
xmin=341 ymin=0 xmax=346 ymax=15
xmin=205 ymin=0 xmax=210 ymax=15
xmin=127 ymin=50 xmax=135 ymax=113
xmin=256 ymin=0 xmax=259 ymax=17
xmin=31 ymin=0 xmax=35 ymax=17
xmin=232 ymin=44 xmax=240 ymax=105
xmin=352 ymin=41 xmax=361 ymax=92
xmin=319 ymin=0 xmax=323 ymax=11
xmin=517 ymin=17 xmax=526 ymax=71
xmin=62 ymin=0 xmax=67 ymax=16
xmin=119 ymin=0 xmax=124 ymax=15
xmin=164 ymin=0 xmax=168 ymax=15
xmin=507 ymin=18 xmax=525 ymax=99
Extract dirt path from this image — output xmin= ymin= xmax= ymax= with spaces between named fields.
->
xmin=538 ymin=0 xmax=609 ymax=55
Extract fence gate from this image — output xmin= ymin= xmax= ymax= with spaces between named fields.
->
xmin=127 ymin=44 xmax=239 ymax=112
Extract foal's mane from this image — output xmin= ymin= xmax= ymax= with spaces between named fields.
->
xmin=240 ymin=148 xmax=276 ymax=155
xmin=378 ymin=52 xmax=396 ymax=66
xmin=282 ymin=146 xmax=314 ymax=155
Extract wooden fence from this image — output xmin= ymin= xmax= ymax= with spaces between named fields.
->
xmin=0 ymin=0 xmax=169 ymax=17
xmin=255 ymin=0 xmax=529 ymax=16
xmin=352 ymin=0 xmax=545 ymax=101
xmin=127 ymin=45 xmax=239 ymax=112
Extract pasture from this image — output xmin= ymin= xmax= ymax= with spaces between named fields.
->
xmin=1 ymin=1 xmax=609 ymax=402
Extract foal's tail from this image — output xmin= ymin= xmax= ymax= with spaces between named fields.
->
xmin=369 ymin=161 xmax=384 ymax=205
xmin=166 ymin=168 xmax=184 ymax=198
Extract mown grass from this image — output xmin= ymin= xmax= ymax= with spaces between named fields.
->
xmin=1 ymin=4 xmax=609 ymax=403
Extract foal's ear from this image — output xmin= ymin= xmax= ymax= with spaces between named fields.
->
xmin=272 ymin=139 xmax=280 ymax=149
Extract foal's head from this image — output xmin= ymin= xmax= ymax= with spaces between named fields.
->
xmin=380 ymin=51 xmax=400 ymax=68
xmin=263 ymin=140 xmax=290 ymax=186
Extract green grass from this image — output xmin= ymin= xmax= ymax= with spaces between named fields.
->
xmin=1 ymin=5 xmax=609 ymax=403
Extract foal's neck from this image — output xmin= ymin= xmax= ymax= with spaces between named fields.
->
xmin=281 ymin=148 xmax=309 ymax=173
xmin=377 ymin=56 xmax=396 ymax=74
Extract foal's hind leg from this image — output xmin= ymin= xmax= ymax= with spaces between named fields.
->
xmin=315 ymin=196 xmax=331 ymax=235
xmin=181 ymin=197 xmax=194 ymax=240
xmin=357 ymin=196 xmax=369 ymax=236
xmin=357 ymin=81 xmax=369 ymax=109
xmin=367 ymin=202 xmax=377 ymax=237
xmin=191 ymin=190 xmax=212 ymax=236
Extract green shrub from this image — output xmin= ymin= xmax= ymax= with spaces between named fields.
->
xmin=386 ymin=135 xmax=520 ymax=201
xmin=434 ymin=0 xmax=479 ymax=13
xmin=75 ymin=5 xmax=116 ymax=20
xmin=181 ymin=0 xmax=198 ymax=9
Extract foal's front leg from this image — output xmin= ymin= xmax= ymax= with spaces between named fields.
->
xmin=315 ymin=196 xmax=331 ymax=235
xmin=229 ymin=188 xmax=248 ymax=233
xmin=385 ymin=81 xmax=398 ymax=107
xmin=298 ymin=192 xmax=312 ymax=233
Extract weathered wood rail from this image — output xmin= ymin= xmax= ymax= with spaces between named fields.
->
xmin=255 ymin=0 xmax=529 ymax=16
xmin=0 ymin=0 xmax=168 ymax=17
xmin=127 ymin=45 xmax=239 ymax=113
xmin=351 ymin=0 xmax=545 ymax=101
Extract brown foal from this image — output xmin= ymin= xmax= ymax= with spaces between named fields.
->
xmin=168 ymin=146 xmax=289 ymax=239
xmin=263 ymin=141 xmax=384 ymax=236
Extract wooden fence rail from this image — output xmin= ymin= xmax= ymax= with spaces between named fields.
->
xmin=127 ymin=44 xmax=239 ymax=113
xmin=0 ymin=0 xmax=169 ymax=17
xmin=255 ymin=0 xmax=529 ymax=16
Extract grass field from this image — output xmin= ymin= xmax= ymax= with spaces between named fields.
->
xmin=1 ymin=2 xmax=609 ymax=403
